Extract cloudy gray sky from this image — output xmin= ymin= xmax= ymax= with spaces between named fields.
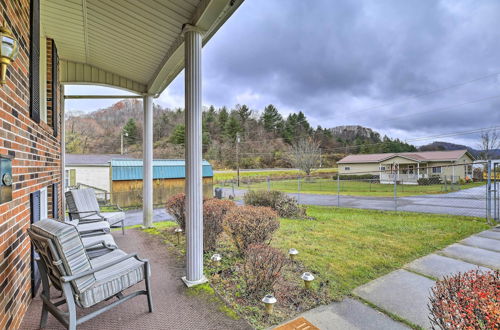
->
xmin=66 ymin=0 xmax=500 ymax=147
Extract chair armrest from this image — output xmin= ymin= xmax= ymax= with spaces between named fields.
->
xmin=83 ymin=240 xmax=116 ymax=250
xmin=103 ymin=204 xmax=124 ymax=212
xmin=70 ymin=210 xmax=104 ymax=221
xmin=61 ymin=253 xmax=139 ymax=282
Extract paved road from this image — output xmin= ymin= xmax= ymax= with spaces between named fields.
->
xmin=221 ymin=184 xmax=495 ymax=218
xmin=123 ymin=184 xmax=495 ymax=225
xmin=123 ymin=208 xmax=173 ymax=226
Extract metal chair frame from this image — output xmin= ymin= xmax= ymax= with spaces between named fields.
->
xmin=28 ymin=229 xmax=153 ymax=330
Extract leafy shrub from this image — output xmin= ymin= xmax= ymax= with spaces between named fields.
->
xmin=275 ymin=195 xmax=306 ymax=218
xmin=223 ymin=205 xmax=279 ymax=254
xmin=473 ymin=168 xmax=484 ymax=181
xmin=165 ymin=193 xmax=186 ymax=231
xmin=335 ymin=174 xmax=379 ymax=180
xmin=243 ymin=243 xmax=287 ymax=296
xmin=243 ymin=190 xmax=305 ymax=218
xmin=203 ymin=199 xmax=236 ymax=251
xmin=429 ymin=269 xmax=500 ymax=329
xmin=418 ymin=177 xmax=442 ymax=185
xmin=244 ymin=190 xmax=282 ymax=208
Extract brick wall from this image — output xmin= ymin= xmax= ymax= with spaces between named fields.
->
xmin=0 ymin=0 xmax=63 ymax=328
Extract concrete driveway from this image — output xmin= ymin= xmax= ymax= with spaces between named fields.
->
xmin=221 ymin=184 xmax=492 ymax=218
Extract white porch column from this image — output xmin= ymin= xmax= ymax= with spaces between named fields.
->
xmin=143 ymin=95 xmax=154 ymax=228
xmin=61 ymin=87 xmax=66 ymax=215
xmin=182 ymin=25 xmax=207 ymax=286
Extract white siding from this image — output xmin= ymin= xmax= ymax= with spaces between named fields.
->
xmin=66 ymin=165 xmax=110 ymax=192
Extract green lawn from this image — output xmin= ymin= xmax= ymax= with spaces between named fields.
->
xmin=240 ymin=178 xmax=485 ymax=197
xmin=214 ymin=168 xmax=337 ymax=183
xmin=272 ymin=206 xmax=489 ymax=298
xmin=141 ymin=206 xmax=489 ymax=328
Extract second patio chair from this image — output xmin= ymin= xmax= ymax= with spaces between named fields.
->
xmin=66 ymin=188 xmax=125 ymax=235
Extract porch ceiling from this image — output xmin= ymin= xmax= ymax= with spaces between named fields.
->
xmin=41 ymin=0 xmax=242 ymax=94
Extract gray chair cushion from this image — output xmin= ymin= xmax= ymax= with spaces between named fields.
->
xmin=79 ymin=250 xmax=145 ymax=307
xmin=81 ymin=234 xmax=117 ymax=249
xmin=66 ymin=189 xmax=101 ymax=220
xmin=30 ymin=219 xmax=96 ymax=293
xmin=67 ymin=220 xmax=110 ymax=233
xmin=101 ymin=211 xmax=125 ymax=226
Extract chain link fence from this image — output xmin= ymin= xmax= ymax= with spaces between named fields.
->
xmin=219 ymin=161 xmax=499 ymax=221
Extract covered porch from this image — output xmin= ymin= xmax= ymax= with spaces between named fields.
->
xmin=379 ymin=159 xmax=427 ymax=185
xmin=40 ymin=0 xmax=242 ymax=287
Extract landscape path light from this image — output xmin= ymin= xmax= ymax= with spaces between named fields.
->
xmin=261 ymin=294 xmax=277 ymax=315
xmin=0 ymin=25 xmax=19 ymax=86
xmin=288 ymin=248 xmax=299 ymax=261
xmin=301 ymin=272 xmax=315 ymax=290
xmin=210 ymin=253 xmax=222 ymax=266
xmin=174 ymin=228 xmax=183 ymax=244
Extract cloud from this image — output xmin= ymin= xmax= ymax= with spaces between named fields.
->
xmin=71 ymin=0 xmax=500 ymax=146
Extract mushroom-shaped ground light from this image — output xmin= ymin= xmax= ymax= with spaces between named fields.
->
xmin=301 ymin=272 xmax=315 ymax=289
xmin=210 ymin=253 xmax=222 ymax=265
xmin=288 ymin=248 xmax=299 ymax=261
xmin=261 ymin=294 xmax=277 ymax=314
xmin=174 ymin=228 xmax=183 ymax=244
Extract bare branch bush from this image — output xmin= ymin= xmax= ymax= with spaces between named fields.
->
xmin=478 ymin=129 xmax=499 ymax=160
xmin=287 ymin=138 xmax=321 ymax=176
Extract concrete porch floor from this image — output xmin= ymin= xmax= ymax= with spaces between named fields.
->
xmin=21 ymin=229 xmax=251 ymax=330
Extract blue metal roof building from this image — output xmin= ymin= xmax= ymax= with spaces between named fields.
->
xmin=111 ymin=159 xmax=213 ymax=181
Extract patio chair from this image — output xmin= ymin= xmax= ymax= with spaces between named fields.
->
xmin=67 ymin=218 xmax=111 ymax=237
xmin=66 ymin=188 xmax=125 ymax=235
xmin=28 ymin=219 xmax=153 ymax=330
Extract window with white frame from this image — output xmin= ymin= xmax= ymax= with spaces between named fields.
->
xmin=432 ymin=166 xmax=441 ymax=174
xmin=379 ymin=166 xmax=386 ymax=171
xmin=344 ymin=166 xmax=350 ymax=171
xmin=40 ymin=187 xmax=48 ymax=219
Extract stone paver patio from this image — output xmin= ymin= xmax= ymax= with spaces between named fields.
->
xmin=279 ymin=227 xmax=499 ymax=329
xmin=21 ymin=229 xmax=251 ymax=330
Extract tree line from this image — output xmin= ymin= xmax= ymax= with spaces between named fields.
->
xmin=65 ymin=100 xmax=416 ymax=169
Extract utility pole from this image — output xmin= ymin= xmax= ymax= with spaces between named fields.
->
xmin=121 ymin=131 xmax=128 ymax=155
xmin=236 ymin=132 xmax=241 ymax=187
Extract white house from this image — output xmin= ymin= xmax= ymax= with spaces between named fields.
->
xmin=338 ymin=150 xmax=475 ymax=184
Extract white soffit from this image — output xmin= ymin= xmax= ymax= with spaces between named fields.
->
xmin=41 ymin=0 xmax=243 ymax=94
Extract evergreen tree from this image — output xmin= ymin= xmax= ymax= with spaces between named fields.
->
xmin=170 ymin=124 xmax=185 ymax=145
xmin=237 ymin=104 xmax=252 ymax=124
xmin=224 ymin=115 xmax=241 ymax=141
xmin=123 ymin=118 xmax=139 ymax=144
xmin=205 ymin=105 xmax=216 ymax=123
xmin=261 ymin=104 xmax=283 ymax=132
xmin=218 ymin=106 xmax=228 ymax=132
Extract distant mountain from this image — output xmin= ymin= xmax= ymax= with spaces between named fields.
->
xmin=329 ymin=125 xmax=381 ymax=143
xmin=418 ymin=141 xmax=500 ymax=159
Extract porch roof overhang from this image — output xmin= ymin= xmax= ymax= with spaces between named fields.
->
xmin=41 ymin=0 xmax=243 ymax=95
xmin=379 ymin=154 xmax=423 ymax=163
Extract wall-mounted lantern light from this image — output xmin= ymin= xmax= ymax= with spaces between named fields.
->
xmin=0 ymin=26 xmax=19 ymax=86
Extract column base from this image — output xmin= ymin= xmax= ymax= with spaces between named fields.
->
xmin=181 ymin=275 xmax=208 ymax=287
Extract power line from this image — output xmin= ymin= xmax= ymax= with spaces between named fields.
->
xmin=382 ymin=94 xmax=500 ymax=123
xmin=232 ymin=125 xmax=500 ymax=155
xmin=345 ymin=72 xmax=500 ymax=116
